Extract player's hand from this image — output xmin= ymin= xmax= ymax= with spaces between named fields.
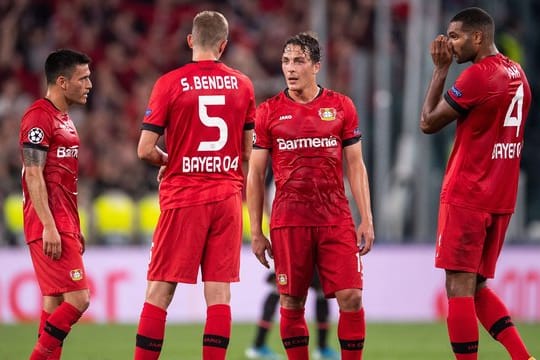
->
xmin=430 ymin=34 xmax=453 ymax=69
xmin=251 ymin=233 xmax=273 ymax=269
xmin=42 ymin=225 xmax=62 ymax=260
xmin=357 ymin=222 xmax=374 ymax=256
xmin=157 ymin=165 xmax=167 ymax=183
xmin=80 ymin=234 xmax=86 ymax=254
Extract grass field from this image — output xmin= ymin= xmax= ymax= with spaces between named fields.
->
xmin=0 ymin=322 xmax=538 ymax=359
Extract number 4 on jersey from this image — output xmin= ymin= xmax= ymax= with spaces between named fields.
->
xmin=503 ymin=83 xmax=524 ymax=137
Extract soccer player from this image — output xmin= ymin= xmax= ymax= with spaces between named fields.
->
xmin=420 ymin=7 xmax=535 ymax=360
xmin=247 ymin=32 xmax=375 ymax=360
xmin=245 ymin=272 xmax=340 ymax=360
xmin=19 ymin=49 xmax=92 ymax=360
xmin=134 ymin=10 xmax=255 ymax=360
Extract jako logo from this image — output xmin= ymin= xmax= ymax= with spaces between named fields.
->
xmin=277 ymin=137 xmax=338 ymax=150
xmin=279 ymin=114 xmax=292 ymax=121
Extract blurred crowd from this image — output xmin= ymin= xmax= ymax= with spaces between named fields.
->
xmin=1 ymin=0 xmax=538 ymax=245
xmin=0 ymin=0 xmax=377 ymax=245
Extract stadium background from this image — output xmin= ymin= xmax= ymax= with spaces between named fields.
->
xmin=0 ymin=0 xmax=538 ymax=356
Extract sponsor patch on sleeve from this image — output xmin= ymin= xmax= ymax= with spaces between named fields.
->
xmin=450 ymin=85 xmax=462 ymax=98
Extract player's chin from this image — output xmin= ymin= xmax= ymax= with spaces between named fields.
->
xmin=454 ymin=54 xmax=470 ymax=64
xmin=287 ymin=82 xmax=300 ymax=91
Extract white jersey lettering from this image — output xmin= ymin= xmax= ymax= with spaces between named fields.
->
xmin=277 ymin=137 xmax=338 ymax=150
xmin=491 ymin=142 xmax=522 ymax=159
xmin=57 ymin=146 xmax=79 ymax=158
xmin=181 ymin=76 xmax=239 ymax=91
xmin=182 ymin=156 xmax=239 ymax=173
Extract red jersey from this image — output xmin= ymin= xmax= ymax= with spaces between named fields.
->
xmin=142 ymin=61 xmax=256 ymax=210
xmin=255 ymin=88 xmax=361 ymax=227
xmin=442 ymin=53 xmax=531 ymax=213
xmin=19 ymin=99 xmax=81 ymax=242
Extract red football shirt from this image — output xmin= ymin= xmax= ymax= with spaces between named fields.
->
xmin=142 ymin=61 xmax=256 ymax=210
xmin=442 ymin=53 xmax=531 ymax=213
xmin=19 ymin=99 xmax=81 ymax=242
xmin=255 ymin=88 xmax=362 ymax=227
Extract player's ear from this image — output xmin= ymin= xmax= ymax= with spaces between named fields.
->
xmin=472 ymin=30 xmax=483 ymax=45
xmin=57 ymin=75 xmax=67 ymax=90
xmin=218 ymin=39 xmax=228 ymax=56
xmin=187 ymin=34 xmax=194 ymax=49
xmin=313 ymin=61 xmax=321 ymax=75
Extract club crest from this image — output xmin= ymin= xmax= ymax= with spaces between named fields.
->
xmin=70 ymin=269 xmax=84 ymax=281
xmin=318 ymin=108 xmax=336 ymax=121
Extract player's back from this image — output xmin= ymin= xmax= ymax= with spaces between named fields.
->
xmin=144 ymin=61 xmax=255 ymax=210
xmin=442 ymin=53 xmax=531 ymax=213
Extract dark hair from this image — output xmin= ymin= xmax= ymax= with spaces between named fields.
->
xmin=45 ymin=49 xmax=91 ymax=84
xmin=451 ymin=7 xmax=494 ymax=35
xmin=283 ymin=32 xmax=321 ymax=63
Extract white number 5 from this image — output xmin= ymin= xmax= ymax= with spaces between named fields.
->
xmin=503 ymin=83 xmax=524 ymax=137
xmin=198 ymin=95 xmax=227 ymax=151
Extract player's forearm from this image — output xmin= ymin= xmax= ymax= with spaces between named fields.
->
xmin=420 ymin=68 xmax=449 ymax=132
xmin=348 ymin=162 xmax=374 ymax=226
xmin=137 ymin=130 xmax=167 ymax=166
xmin=25 ymin=170 xmax=56 ymax=228
xmin=242 ymin=130 xmax=253 ymax=162
xmin=246 ymin=173 xmax=265 ymax=236
xmin=139 ymin=145 xmax=167 ymax=166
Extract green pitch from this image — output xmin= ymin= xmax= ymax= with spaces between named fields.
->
xmin=0 ymin=322 xmax=538 ymax=359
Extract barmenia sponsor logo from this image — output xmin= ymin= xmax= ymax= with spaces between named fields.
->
xmin=277 ymin=136 xmax=338 ymax=150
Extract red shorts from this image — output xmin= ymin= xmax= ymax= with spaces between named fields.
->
xmin=28 ymin=233 xmax=88 ymax=296
xmin=435 ymin=203 xmax=511 ymax=278
xmin=270 ymin=225 xmax=362 ymax=298
xmin=148 ymin=192 xmax=242 ymax=284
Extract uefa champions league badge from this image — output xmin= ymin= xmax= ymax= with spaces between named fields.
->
xmin=318 ymin=108 xmax=336 ymax=121
xmin=28 ymin=127 xmax=45 ymax=144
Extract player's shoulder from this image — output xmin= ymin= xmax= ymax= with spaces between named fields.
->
xmin=320 ymin=88 xmax=355 ymax=108
xmin=465 ymin=54 xmax=527 ymax=86
xmin=466 ymin=53 xmax=509 ymax=76
xmin=22 ymin=99 xmax=57 ymax=119
xmin=259 ymin=91 xmax=286 ymax=108
xmin=499 ymin=55 xmax=529 ymax=79
xmin=219 ymin=63 xmax=254 ymax=85
xmin=157 ymin=66 xmax=187 ymax=83
xmin=322 ymin=88 xmax=350 ymax=100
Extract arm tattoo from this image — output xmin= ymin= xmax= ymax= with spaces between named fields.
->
xmin=23 ymin=148 xmax=47 ymax=166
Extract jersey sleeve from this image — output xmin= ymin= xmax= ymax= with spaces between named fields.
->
xmin=141 ymin=75 xmax=170 ymax=134
xmin=20 ymin=108 xmax=53 ymax=150
xmin=243 ymin=78 xmax=256 ymax=131
xmin=254 ymin=101 xmax=272 ymax=149
xmin=341 ymin=95 xmax=362 ymax=146
xmin=444 ymin=65 xmax=487 ymax=115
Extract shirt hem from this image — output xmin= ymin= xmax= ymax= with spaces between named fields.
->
xmin=441 ymin=199 xmax=514 ymax=214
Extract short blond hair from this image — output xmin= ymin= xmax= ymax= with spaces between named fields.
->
xmin=192 ymin=11 xmax=228 ymax=49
